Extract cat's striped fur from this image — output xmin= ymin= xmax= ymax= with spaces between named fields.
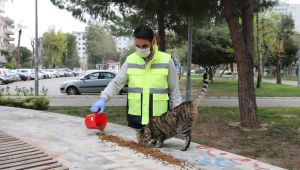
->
xmin=136 ymin=73 xmax=209 ymax=151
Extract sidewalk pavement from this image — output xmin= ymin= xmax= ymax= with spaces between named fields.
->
xmin=262 ymin=79 xmax=299 ymax=86
xmin=0 ymin=106 xmax=285 ymax=170
xmin=181 ymin=77 xmax=299 ymax=86
xmin=47 ymin=95 xmax=300 ymax=107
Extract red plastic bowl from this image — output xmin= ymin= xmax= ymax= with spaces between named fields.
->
xmin=85 ymin=113 xmax=107 ymax=131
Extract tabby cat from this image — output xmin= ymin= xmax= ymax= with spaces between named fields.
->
xmin=136 ymin=73 xmax=209 ymax=151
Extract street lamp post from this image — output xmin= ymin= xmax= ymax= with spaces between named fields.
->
xmin=185 ymin=16 xmax=193 ymax=101
xmin=298 ymin=51 xmax=300 ymax=87
xmin=34 ymin=0 xmax=39 ymax=96
xmin=31 ymin=40 xmax=34 ymax=67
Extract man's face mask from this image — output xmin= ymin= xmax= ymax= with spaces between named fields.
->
xmin=136 ymin=47 xmax=151 ymax=58
xmin=134 ymin=37 xmax=154 ymax=58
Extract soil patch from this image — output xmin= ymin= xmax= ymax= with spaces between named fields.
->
xmin=192 ymin=119 xmax=300 ymax=169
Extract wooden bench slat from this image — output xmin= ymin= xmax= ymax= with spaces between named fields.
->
xmin=0 ymin=138 xmax=19 ymax=142
xmin=4 ymin=160 xmax=58 ymax=170
xmin=25 ymin=163 xmax=64 ymax=170
xmin=0 ymin=137 xmax=18 ymax=140
xmin=0 ymin=132 xmax=68 ymax=170
xmin=0 ymin=135 xmax=11 ymax=138
xmin=0 ymin=142 xmax=27 ymax=149
xmin=0 ymin=146 xmax=35 ymax=154
xmin=0 ymin=144 xmax=32 ymax=152
xmin=0 ymin=153 xmax=47 ymax=165
xmin=0 ymin=138 xmax=20 ymax=143
xmin=0 ymin=151 xmax=44 ymax=161
xmin=0 ymin=141 xmax=24 ymax=147
xmin=51 ymin=166 xmax=69 ymax=170
xmin=0 ymin=156 xmax=53 ymax=169
xmin=0 ymin=148 xmax=39 ymax=158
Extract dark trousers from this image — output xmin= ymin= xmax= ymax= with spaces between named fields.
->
xmin=128 ymin=121 xmax=145 ymax=129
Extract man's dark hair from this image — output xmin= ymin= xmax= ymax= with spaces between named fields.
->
xmin=133 ymin=25 xmax=154 ymax=42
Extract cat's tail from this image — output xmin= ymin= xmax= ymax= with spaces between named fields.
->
xmin=195 ymin=73 xmax=209 ymax=103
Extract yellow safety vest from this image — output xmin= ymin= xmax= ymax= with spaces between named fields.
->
xmin=126 ymin=48 xmax=171 ymax=125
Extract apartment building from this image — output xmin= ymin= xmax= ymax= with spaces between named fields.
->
xmin=74 ymin=31 xmax=87 ymax=69
xmin=113 ymin=36 xmax=133 ymax=53
xmin=0 ymin=9 xmax=14 ymax=67
xmin=272 ymin=2 xmax=300 ymax=33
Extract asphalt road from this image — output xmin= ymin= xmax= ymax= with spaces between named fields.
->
xmin=1 ymin=77 xmax=300 ymax=107
xmin=0 ymin=76 xmax=81 ymax=96
xmin=47 ymin=95 xmax=300 ymax=107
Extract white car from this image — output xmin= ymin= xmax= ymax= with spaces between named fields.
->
xmin=16 ymin=69 xmax=34 ymax=80
xmin=47 ymin=69 xmax=59 ymax=78
xmin=221 ymin=72 xmax=237 ymax=79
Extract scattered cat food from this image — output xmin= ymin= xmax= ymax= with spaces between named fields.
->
xmin=98 ymin=133 xmax=192 ymax=169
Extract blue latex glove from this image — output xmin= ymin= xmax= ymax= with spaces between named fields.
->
xmin=90 ymin=98 xmax=106 ymax=113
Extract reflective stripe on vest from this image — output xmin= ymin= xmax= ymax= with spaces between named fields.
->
xmin=128 ymin=87 xmax=169 ymax=94
xmin=126 ymin=51 xmax=171 ymax=125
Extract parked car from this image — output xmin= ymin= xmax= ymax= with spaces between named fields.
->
xmin=17 ymin=72 xmax=28 ymax=81
xmin=31 ymin=69 xmax=43 ymax=79
xmin=7 ymin=69 xmax=21 ymax=82
xmin=60 ymin=70 xmax=127 ymax=95
xmin=57 ymin=69 xmax=66 ymax=77
xmin=47 ymin=69 xmax=59 ymax=78
xmin=16 ymin=69 xmax=34 ymax=80
xmin=0 ymin=69 xmax=14 ymax=84
xmin=64 ymin=70 xmax=75 ymax=77
xmin=39 ymin=70 xmax=48 ymax=79
xmin=221 ymin=72 xmax=238 ymax=79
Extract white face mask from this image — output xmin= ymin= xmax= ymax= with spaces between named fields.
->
xmin=136 ymin=47 xmax=151 ymax=58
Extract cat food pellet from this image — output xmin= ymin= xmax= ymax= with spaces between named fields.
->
xmin=98 ymin=133 xmax=187 ymax=167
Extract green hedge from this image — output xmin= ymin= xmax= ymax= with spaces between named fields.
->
xmin=0 ymin=96 xmax=49 ymax=110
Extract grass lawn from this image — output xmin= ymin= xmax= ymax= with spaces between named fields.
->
xmin=48 ymin=106 xmax=300 ymax=169
xmin=179 ymin=78 xmax=300 ymax=97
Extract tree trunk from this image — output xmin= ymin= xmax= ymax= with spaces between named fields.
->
xmin=224 ymin=0 xmax=260 ymax=129
xmin=256 ymin=12 xmax=263 ymax=88
xmin=16 ymin=28 xmax=22 ymax=69
xmin=287 ymin=64 xmax=293 ymax=80
xmin=268 ymin=63 xmax=273 ymax=78
xmin=209 ymin=72 xmax=214 ymax=83
xmin=276 ymin=56 xmax=281 ymax=84
xmin=220 ymin=65 xmax=228 ymax=77
xmin=230 ymin=62 xmax=234 ymax=73
xmin=51 ymin=56 xmax=55 ymax=69
xmin=157 ymin=11 xmax=166 ymax=52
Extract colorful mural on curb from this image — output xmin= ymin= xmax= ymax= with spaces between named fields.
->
xmin=170 ymin=144 xmax=285 ymax=170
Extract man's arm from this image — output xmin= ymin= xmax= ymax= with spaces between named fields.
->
xmin=168 ymin=59 xmax=182 ymax=107
xmin=100 ymin=61 xmax=128 ymax=101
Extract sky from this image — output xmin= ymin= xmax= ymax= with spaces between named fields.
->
xmin=284 ymin=0 xmax=300 ymax=3
xmin=3 ymin=0 xmax=87 ymax=49
xmin=2 ymin=0 xmax=300 ymax=49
